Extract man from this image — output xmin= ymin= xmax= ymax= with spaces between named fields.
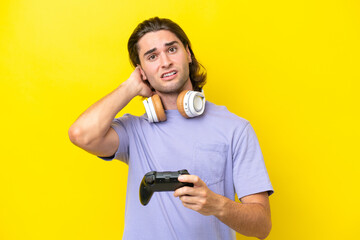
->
xmin=69 ymin=17 xmax=274 ymax=240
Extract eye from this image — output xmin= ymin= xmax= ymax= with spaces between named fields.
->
xmin=148 ymin=54 xmax=157 ymax=61
xmin=168 ymin=46 xmax=177 ymax=53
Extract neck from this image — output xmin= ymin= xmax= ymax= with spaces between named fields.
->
xmin=156 ymin=79 xmax=193 ymax=110
xmin=156 ymin=93 xmax=179 ymax=110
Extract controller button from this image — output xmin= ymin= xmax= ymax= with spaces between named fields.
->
xmin=145 ymin=175 xmax=155 ymax=184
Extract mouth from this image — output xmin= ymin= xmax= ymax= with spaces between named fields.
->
xmin=161 ymin=70 xmax=178 ymax=80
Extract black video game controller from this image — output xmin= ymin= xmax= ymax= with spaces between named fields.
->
xmin=139 ymin=169 xmax=194 ymax=206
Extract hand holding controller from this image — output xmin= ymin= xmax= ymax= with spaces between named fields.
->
xmin=139 ymin=169 xmax=194 ymax=206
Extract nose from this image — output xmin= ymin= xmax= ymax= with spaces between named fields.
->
xmin=160 ymin=53 xmax=172 ymax=68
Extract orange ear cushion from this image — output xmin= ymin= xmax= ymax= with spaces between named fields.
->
xmin=151 ymin=94 xmax=167 ymax=122
xmin=176 ymin=90 xmax=190 ymax=119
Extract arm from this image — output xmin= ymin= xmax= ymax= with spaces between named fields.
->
xmin=68 ymin=66 xmax=152 ymax=157
xmin=174 ymin=175 xmax=272 ymax=240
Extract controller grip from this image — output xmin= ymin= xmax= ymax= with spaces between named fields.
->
xmin=139 ymin=179 xmax=154 ymax=206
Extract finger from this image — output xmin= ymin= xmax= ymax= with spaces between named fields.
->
xmin=178 ymin=175 xmax=205 ymax=187
xmin=173 ymin=186 xmax=194 ymax=197
xmin=181 ymin=201 xmax=197 ymax=211
xmin=179 ymin=195 xmax=201 ymax=205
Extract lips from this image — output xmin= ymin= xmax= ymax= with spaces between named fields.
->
xmin=161 ymin=70 xmax=177 ymax=79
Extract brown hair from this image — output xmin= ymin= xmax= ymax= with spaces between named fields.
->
xmin=127 ymin=17 xmax=207 ymax=91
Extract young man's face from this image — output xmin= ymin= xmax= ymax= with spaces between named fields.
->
xmin=137 ymin=30 xmax=192 ymax=94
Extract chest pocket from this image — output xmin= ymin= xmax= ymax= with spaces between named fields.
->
xmin=194 ymin=143 xmax=228 ymax=186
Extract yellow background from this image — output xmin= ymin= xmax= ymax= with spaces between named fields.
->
xmin=1 ymin=0 xmax=359 ymax=239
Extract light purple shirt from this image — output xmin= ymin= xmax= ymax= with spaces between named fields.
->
xmin=101 ymin=101 xmax=273 ymax=240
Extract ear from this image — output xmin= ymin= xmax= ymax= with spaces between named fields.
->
xmin=137 ymin=64 xmax=148 ymax=80
xmin=186 ymin=45 xmax=192 ymax=64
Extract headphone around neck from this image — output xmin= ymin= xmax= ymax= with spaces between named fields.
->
xmin=143 ymin=90 xmax=206 ymax=123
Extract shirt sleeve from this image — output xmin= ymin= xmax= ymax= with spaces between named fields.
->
xmin=98 ymin=116 xmax=130 ymax=164
xmin=232 ymin=123 xmax=274 ymax=200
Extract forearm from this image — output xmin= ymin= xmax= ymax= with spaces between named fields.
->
xmin=176 ymin=176 xmax=272 ymax=239
xmin=69 ymin=81 xmax=137 ymax=146
xmin=216 ymin=195 xmax=272 ymax=239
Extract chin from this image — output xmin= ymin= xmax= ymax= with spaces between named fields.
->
xmin=156 ymin=82 xmax=188 ymax=94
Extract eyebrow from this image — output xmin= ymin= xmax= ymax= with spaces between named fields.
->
xmin=165 ymin=40 xmax=179 ymax=47
xmin=143 ymin=41 xmax=180 ymax=57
